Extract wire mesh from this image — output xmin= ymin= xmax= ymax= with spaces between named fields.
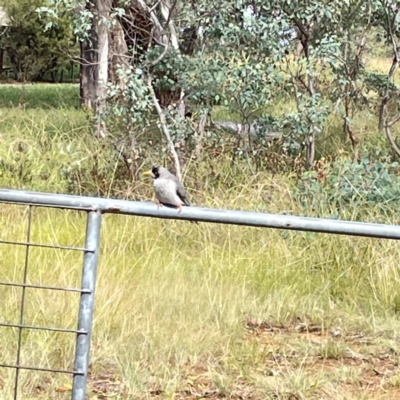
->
xmin=0 ymin=203 xmax=101 ymax=400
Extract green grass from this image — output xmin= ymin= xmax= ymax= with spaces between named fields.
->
xmin=1 ymin=204 xmax=400 ymax=399
xmin=1 ymin=82 xmax=400 ymax=399
xmin=0 ymin=83 xmax=80 ymax=109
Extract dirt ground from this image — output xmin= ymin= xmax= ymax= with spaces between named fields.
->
xmin=83 ymin=319 xmax=400 ymax=400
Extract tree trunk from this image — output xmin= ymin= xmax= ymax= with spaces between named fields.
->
xmin=0 ymin=48 xmax=3 ymax=74
xmin=108 ymin=18 xmax=129 ymax=90
xmin=159 ymin=0 xmax=186 ymax=117
xmin=305 ymin=132 xmax=315 ymax=170
xmin=79 ymin=0 xmax=111 ymax=136
xmin=80 ymin=40 xmax=98 ymax=108
xmin=96 ymin=0 xmax=110 ymax=121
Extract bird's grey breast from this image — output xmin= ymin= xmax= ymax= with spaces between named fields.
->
xmin=154 ymin=178 xmax=182 ymax=206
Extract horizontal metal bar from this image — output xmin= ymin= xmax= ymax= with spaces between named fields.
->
xmin=0 ymin=363 xmax=83 ymax=375
xmin=0 ymin=239 xmax=92 ymax=252
xmin=1 ymin=189 xmax=400 ymax=240
xmin=0 ymin=201 xmax=90 ymax=212
xmin=0 ymin=322 xmax=87 ymax=334
xmin=0 ymin=281 xmax=90 ymax=293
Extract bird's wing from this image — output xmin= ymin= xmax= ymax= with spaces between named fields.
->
xmin=169 ymin=175 xmax=190 ymax=206
xmin=176 ymin=181 xmax=190 ymax=206
xmin=161 ymin=169 xmax=191 ymax=206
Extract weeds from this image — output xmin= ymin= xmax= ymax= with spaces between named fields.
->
xmin=1 ymin=83 xmax=400 ymax=399
xmin=318 ymin=340 xmax=347 ymax=360
xmin=1 ymin=206 xmax=400 ymax=398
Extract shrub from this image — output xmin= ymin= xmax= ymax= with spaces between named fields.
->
xmin=295 ymin=153 xmax=400 ymax=218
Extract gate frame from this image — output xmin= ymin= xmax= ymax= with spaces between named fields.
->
xmin=1 ymin=188 xmax=400 ymax=399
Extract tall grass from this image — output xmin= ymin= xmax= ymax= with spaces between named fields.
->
xmin=1 ymin=82 xmax=400 ymax=399
xmin=1 ymin=202 xmax=400 ymax=399
xmin=0 ymin=84 xmax=80 ymax=109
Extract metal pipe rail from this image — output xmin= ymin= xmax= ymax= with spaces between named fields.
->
xmin=0 ymin=188 xmax=400 ymax=239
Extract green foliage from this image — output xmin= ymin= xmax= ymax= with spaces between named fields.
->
xmin=277 ymin=92 xmax=329 ymax=151
xmin=181 ymin=52 xmax=276 ymax=121
xmin=1 ymin=0 xmax=75 ymax=81
xmin=296 ymin=152 xmax=400 ymax=217
xmin=365 ymin=70 xmax=399 ymax=97
xmin=105 ymin=65 xmax=152 ymax=125
xmin=16 ymin=0 xmax=400 ymax=166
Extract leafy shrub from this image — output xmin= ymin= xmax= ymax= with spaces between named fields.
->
xmin=295 ymin=154 xmax=400 ymax=218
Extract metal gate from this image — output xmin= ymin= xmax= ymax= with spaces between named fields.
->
xmin=1 ymin=188 xmax=400 ymax=399
xmin=0 ymin=200 xmax=101 ymax=400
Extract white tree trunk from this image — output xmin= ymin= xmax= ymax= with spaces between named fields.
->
xmin=95 ymin=0 xmax=110 ymax=137
xmin=79 ymin=0 xmax=110 ymax=137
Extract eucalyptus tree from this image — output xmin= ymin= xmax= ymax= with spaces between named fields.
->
xmin=373 ymin=0 xmax=400 ymax=157
xmin=38 ymin=0 xmax=400 ymax=172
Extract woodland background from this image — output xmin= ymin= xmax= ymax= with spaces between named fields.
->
xmin=2 ymin=1 xmax=400 ymax=399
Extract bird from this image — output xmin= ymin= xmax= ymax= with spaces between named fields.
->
xmin=143 ymin=165 xmax=191 ymax=213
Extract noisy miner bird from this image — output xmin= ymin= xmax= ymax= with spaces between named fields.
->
xmin=143 ymin=166 xmax=191 ymax=212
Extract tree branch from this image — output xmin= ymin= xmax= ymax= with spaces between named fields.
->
xmin=378 ymin=4 xmax=400 ymax=131
xmin=134 ymin=0 xmax=167 ymax=44
xmin=147 ymin=73 xmax=182 ymax=180
xmin=385 ymin=122 xmax=400 ymax=158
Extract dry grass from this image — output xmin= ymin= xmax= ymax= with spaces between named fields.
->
xmin=1 ymin=82 xmax=400 ymax=399
xmin=366 ymin=58 xmax=397 ymax=80
xmin=1 ymin=184 xmax=400 ymax=399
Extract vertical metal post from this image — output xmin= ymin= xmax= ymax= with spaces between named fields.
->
xmin=14 ymin=205 xmax=33 ymax=400
xmin=72 ymin=210 xmax=102 ymax=400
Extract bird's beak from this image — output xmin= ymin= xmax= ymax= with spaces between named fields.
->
xmin=143 ymin=170 xmax=152 ymax=176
